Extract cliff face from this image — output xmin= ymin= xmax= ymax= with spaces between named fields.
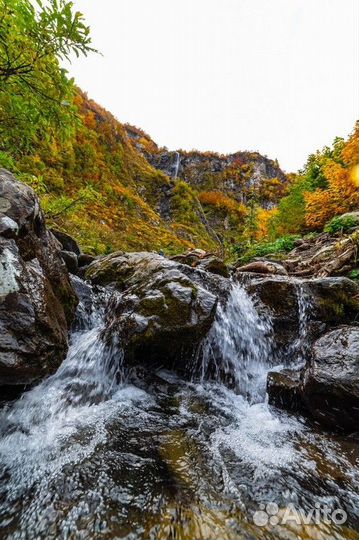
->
xmin=125 ymin=125 xmax=287 ymax=209
xmin=146 ymin=150 xmax=287 ymax=207
xmin=125 ymin=124 xmax=288 ymax=251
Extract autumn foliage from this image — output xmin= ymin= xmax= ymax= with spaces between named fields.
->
xmin=262 ymin=123 xmax=359 ymax=240
xmin=304 ymin=124 xmax=359 ymax=230
xmin=199 ymin=191 xmax=247 ymax=218
xmin=255 ymin=207 xmax=278 ymax=241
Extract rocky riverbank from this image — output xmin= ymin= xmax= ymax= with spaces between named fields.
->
xmin=1 ymin=168 xmax=358 ymax=436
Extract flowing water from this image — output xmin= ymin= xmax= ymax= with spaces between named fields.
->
xmin=288 ymin=281 xmax=313 ymax=368
xmin=173 ymin=151 xmax=180 ymax=179
xmin=0 ymin=282 xmax=358 ymax=540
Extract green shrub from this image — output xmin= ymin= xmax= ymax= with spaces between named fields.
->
xmin=348 ymin=269 xmax=359 ymax=281
xmin=234 ymin=234 xmax=300 ymax=264
xmin=324 ymin=215 xmax=358 ymax=234
xmin=0 ymin=151 xmax=17 ymax=171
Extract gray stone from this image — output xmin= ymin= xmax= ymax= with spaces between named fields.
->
xmin=61 ymin=250 xmax=78 ymax=274
xmin=302 ymin=326 xmax=359 ymax=432
xmin=0 ymin=169 xmax=78 ymax=386
xmin=86 ymin=252 xmax=222 ymax=369
xmin=50 ymin=229 xmax=81 ymax=255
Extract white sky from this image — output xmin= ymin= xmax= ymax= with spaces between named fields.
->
xmin=67 ymin=0 xmax=359 ymax=172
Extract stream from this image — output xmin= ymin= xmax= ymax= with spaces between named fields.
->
xmin=0 ymin=283 xmax=358 ymax=539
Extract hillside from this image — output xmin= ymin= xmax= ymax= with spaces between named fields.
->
xmin=2 ymin=90 xmax=288 ymax=257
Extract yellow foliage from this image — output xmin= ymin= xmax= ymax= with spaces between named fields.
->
xmin=199 ymin=191 xmax=247 ymax=218
xmin=255 ymin=207 xmax=278 ymax=240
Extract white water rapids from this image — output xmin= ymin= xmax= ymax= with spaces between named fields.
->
xmin=0 ymin=282 xmax=358 ymax=539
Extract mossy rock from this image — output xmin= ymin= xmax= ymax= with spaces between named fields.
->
xmin=88 ymin=252 xmax=224 ymax=372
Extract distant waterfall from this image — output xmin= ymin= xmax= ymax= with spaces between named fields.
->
xmin=173 ymin=151 xmax=180 ymax=178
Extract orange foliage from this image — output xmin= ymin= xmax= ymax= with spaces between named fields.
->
xmin=83 ymin=111 xmax=96 ymax=129
xmin=342 ymin=121 xmax=359 ymax=166
xmin=199 ymin=191 xmax=247 ymax=217
xmin=304 ymin=190 xmax=337 ymax=229
xmin=305 ymin=124 xmax=359 ymax=230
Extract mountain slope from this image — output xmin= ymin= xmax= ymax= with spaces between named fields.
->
xmin=3 ymin=91 xmax=288 ymax=256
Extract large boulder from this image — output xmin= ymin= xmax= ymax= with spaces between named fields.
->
xmin=0 ymin=169 xmax=78 ymax=385
xmin=86 ymin=252 xmax=222 ymax=370
xmin=302 ymin=326 xmax=359 ymax=432
xmin=171 ymin=250 xmax=229 ymax=278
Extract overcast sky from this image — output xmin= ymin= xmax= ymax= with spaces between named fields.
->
xmin=67 ymin=0 xmax=359 ymax=172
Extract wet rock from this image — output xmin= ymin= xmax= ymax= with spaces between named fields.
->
xmin=267 ymin=369 xmax=304 ymax=411
xmin=308 ymin=277 xmax=359 ymax=324
xmin=0 ymin=169 xmax=78 ymax=385
xmin=196 ymin=256 xmax=229 ymax=278
xmin=50 ymin=229 xmax=81 ymax=255
xmin=78 ymin=253 xmax=96 ymax=268
xmin=86 ymin=252 xmax=221 ymax=370
xmin=171 ymin=250 xmax=229 ymax=278
xmin=241 ymin=275 xmax=359 ymax=360
xmin=302 ymin=326 xmax=359 ymax=432
xmin=236 ymin=260 xmax=288 ymax=276
xmin=61 ymin=250 xmax=78 ymax=274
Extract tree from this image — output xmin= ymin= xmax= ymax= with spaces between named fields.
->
xmin=0 ymin=0 xmax=96 ymax=153
xmin=304 ymin=125 xmax=359 ymax=229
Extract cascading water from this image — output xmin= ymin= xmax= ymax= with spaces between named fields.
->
xmin=200 ymin=283 xmax=274 ymax=403
xmin=0 ymin=287 xmax=145 ymax=538
xmin=285 ymin=280 xmax=313 ymax=367
xmin=173 ymin=151 xmax=180 ymax=178
xmin=0 ymin=280 xmax=358 ymax=540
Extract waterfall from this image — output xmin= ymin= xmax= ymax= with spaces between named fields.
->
xmin=1 ymin=278 xmax=355 ymax=540
xmin=199 ymin=280 xmax=313 ymax=402
xmin=0 ymin=287 xmax=127 ymax=537
xmin=285 ymin=280 xmax=313 ymax=367
xmin=295 ymin=281 xmax=313 ymax=364
xmin=173 ymin=151 xmax=180 ymax=178
xmin=200 ymin=283 xmax=274 ymax=403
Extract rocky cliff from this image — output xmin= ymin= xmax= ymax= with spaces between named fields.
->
xmin=125 ymin=123 xmax=288 ymax=253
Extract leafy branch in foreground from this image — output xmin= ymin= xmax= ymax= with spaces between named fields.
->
xmin=0 ymin=0 xmax=96 ymax=153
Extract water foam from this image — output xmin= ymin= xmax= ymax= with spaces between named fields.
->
xmin=201 ymin=283 xmax=274 ymax=402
